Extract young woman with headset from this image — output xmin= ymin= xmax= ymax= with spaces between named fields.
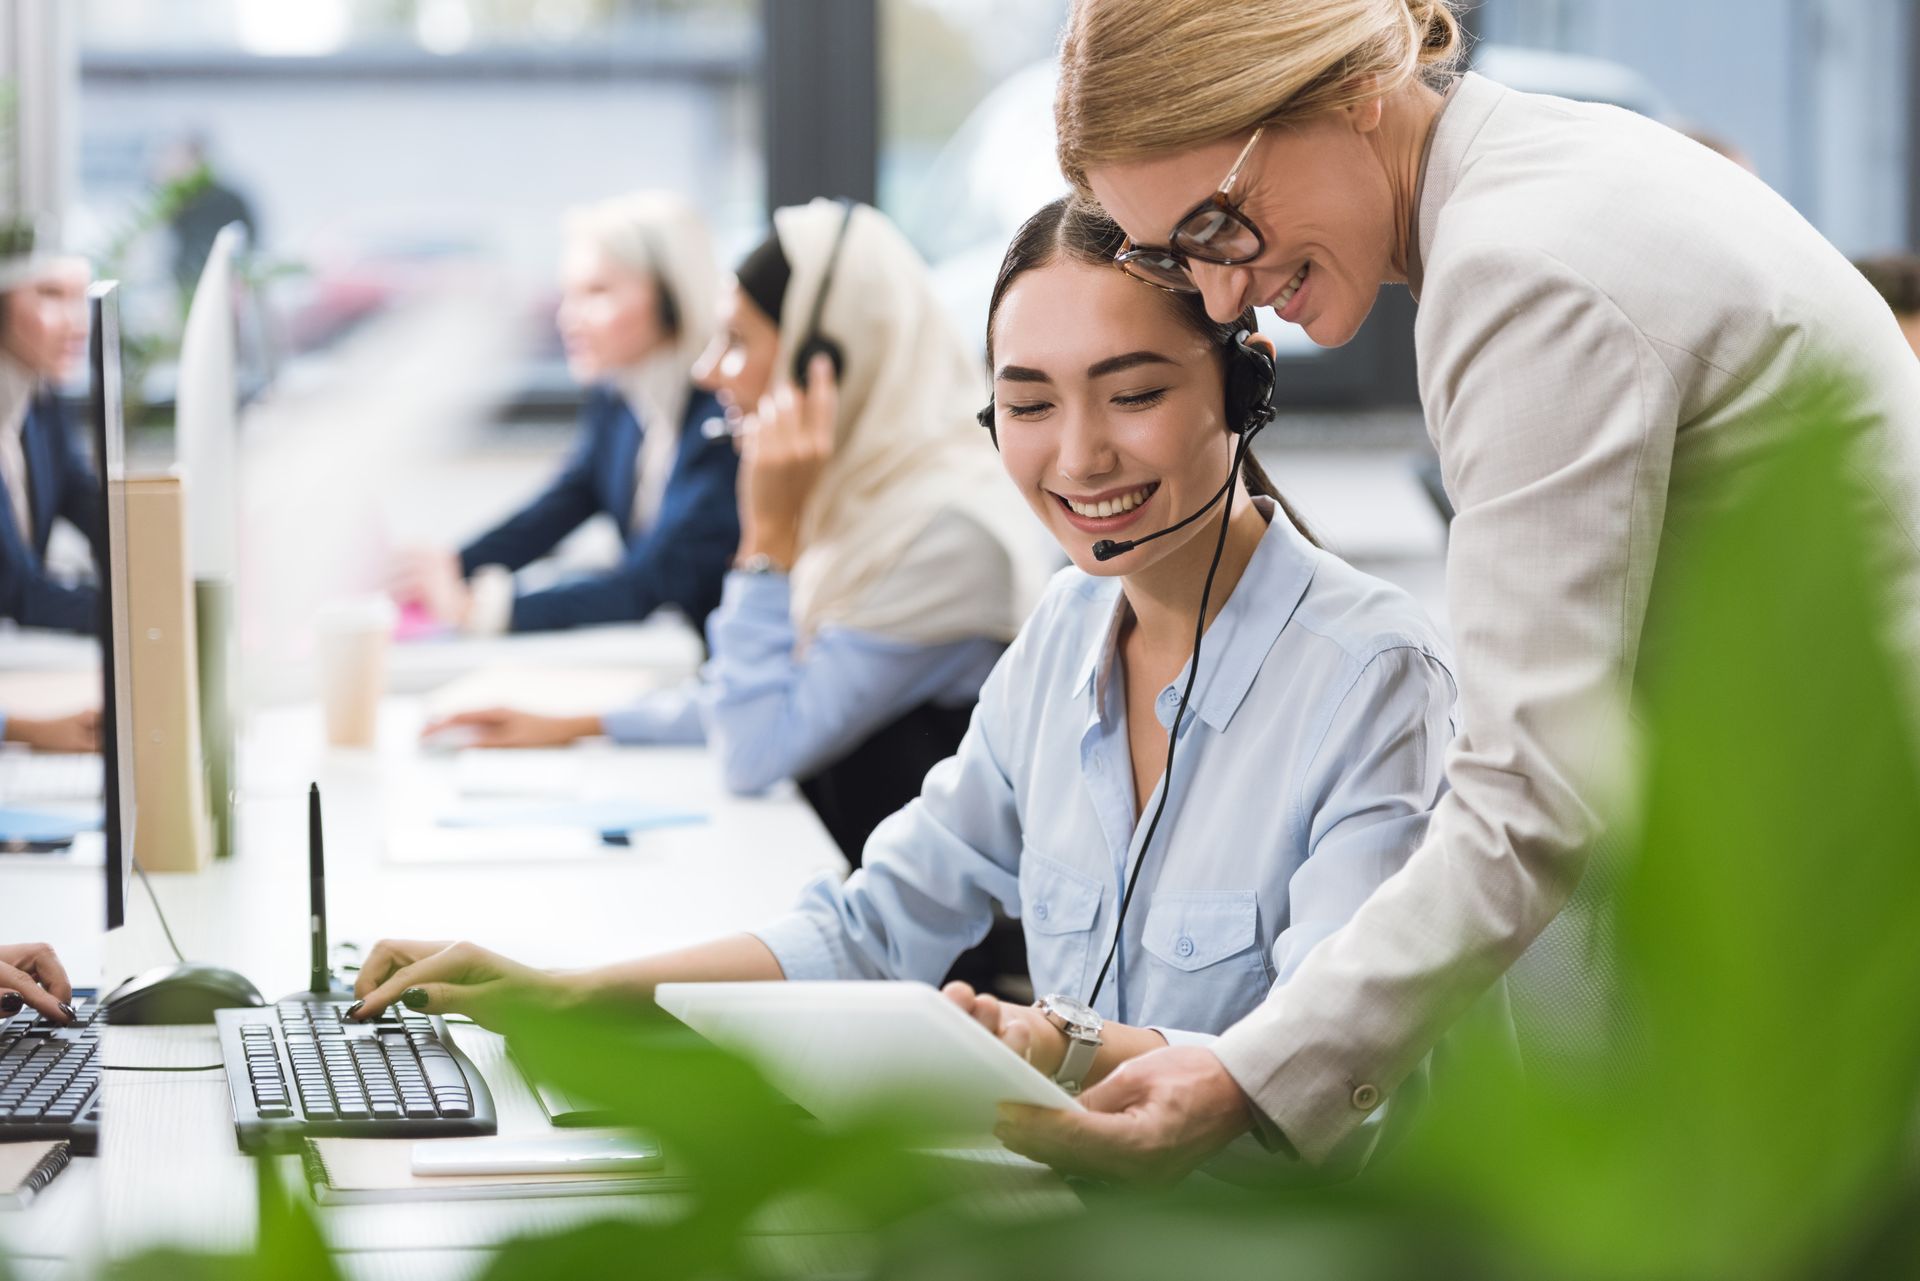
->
xmin=391 ymin=192 xmax=739 ymax=635
xmin=349 ymin=197 xmax=1457 ymax=1109
xmin=425 ymin=199 xmax=1048 ymax=864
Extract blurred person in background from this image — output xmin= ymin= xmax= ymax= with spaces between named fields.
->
xmin=425 ymin=200 xmax=1049 ymax=866
xmin=1856 ymin=255 xmax=1920 ymax=361
xmin=391 ymin=193 xmax=738 ymax=635
xmin=155 ymin=133 xmax=259 ymax=297
xmin=0 ymin=252 xmax=103 ymax=634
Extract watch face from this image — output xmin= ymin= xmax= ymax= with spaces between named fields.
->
xmin=1042 ymin=994 xmax=1102 ymax=1033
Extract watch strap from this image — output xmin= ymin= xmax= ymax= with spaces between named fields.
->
xmin=1053 ymin=1031 xmax=1100 ymax=1096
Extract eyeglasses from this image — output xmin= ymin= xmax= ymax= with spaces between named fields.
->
xmin=1114 ymin=126 xmax=1269 ymax=294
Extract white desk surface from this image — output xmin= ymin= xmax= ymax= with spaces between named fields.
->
xmin=384 ymin=619 xmax=703 ymax=697
xmin=0 ymin=694 xmax=856 ymax=1274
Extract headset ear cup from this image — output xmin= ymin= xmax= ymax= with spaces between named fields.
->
xmin=1224 ymin=331 xmax=1277 ymax=435
xmin=975 ymin=401 xmax=1000 ymax=451
xmin=791 ymin=336 xmax=845 ymax=386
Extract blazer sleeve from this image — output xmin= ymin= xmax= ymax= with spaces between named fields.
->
xmin=0 ymin=538 xmax=99 ymax=633
xmin=503 ymin=422 xmax=739 ymax=634
xmin=1213 ymin=242 xmax=1680 ymax=1163
xmin=458 ymin=407 xmax=605 ymax=578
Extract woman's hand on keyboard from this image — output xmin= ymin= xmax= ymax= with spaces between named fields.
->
xmin=348 ymin=938 xmax=562 ymax=1029
xmin=0 ymin=942 xmax=75 ymax=1023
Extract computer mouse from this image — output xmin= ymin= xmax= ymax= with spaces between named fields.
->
xmin=101 ymin=963 xmax=266 ymax=1025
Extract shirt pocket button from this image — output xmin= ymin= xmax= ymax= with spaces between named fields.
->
xmin=1174 ymin=936 xmax=1195 ymax=958
xmin=1034 ymin=903 xmax=1049 ymax=923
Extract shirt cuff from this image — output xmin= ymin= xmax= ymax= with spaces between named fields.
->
xmin=1149 ymin=1026 xmax=1220 ymax=1052
xmin=463 ymin=564 xmax=515 ymax=636
xmin=1213 ymin=1013 xmax=1365 ymax=1165
xmin=749 ymin=910 xmax=843 ymax=982
xmin=600 ymin=686 xmax=706 ymax=746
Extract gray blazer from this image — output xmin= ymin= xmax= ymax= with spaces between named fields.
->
xmin=1213 ymin=72 xmax=1920 ymax=1163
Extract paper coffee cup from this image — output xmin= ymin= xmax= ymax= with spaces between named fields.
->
xmin=315 ymin=597 xmax=397 ymax=748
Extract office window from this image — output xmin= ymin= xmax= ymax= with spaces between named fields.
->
xmin=1474 ymin=0 xmax=1913 ymax=255
xmin=73 ymin=0 xmax=763 ymax=392
xmin=877 ymin=0 xmax=1066 ymax=344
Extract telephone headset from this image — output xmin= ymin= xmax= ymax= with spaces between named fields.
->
xmin=977 ymin=327 xmax=1279 ymax=1010
xmin=789 ymin=197 xmax=856 ymax=385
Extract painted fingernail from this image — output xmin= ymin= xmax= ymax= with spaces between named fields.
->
xmin=57 ymin=1003 xmax=76 ymax=1022
xmin=400 ymin=987 xmax=429 ymax=1010
xmin=345 ymin=1000 xmax=365 ymax=1019
xmin=0 ymin=993 xmax=22 ymax=1016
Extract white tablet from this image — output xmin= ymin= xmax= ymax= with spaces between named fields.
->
xmin=654 ymin=981 xmax=1084 ymax=1134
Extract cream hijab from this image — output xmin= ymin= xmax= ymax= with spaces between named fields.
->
xmin=772 ymin=199 xmax=1046 ymax=646
xmin=563 ymin=192 xmax=720 ymax=525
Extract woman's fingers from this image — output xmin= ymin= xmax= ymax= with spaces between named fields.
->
xmin=17 ymin=943 xmax=72 ymax=1004
xmin=352 ymin=942 xmax=501 ymax=1021
xmin=353 ymin=939 xmax=448 ymax=999
xmin=0 ymin=961 xmax=69 ymax=1023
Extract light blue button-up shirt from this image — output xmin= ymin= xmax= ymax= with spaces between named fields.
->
xmin=601 ymin=570 xmax=1004 ymax=794
xmin=754 ymin=500 xmax=1458 ymax=1044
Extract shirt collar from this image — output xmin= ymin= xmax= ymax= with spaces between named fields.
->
xmin=1407 ymin=72 xmax=1502 ymax=302
xmin=1069 ymin=497 xmax=1320 ymax=733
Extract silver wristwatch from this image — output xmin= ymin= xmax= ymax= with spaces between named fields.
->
xmin=1034 ymin=994 xmax=1103 ymax=1095
xmin=735 ymin=553 xmax=786 ymax=576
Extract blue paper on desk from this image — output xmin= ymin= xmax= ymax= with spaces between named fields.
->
xmin=438 ymin=800 xmax=707 ymax=840
xmin=0 ymin=808 xmax=99 ymax=844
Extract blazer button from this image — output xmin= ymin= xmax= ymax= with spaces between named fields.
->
xmin=1350 ymin=1083 xmax=1380 ymax=1111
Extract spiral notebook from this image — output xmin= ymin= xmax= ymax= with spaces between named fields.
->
xmin=0 ymin=1141 xmax=72 ymax=1210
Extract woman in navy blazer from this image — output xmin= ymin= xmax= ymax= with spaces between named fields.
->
xmin=392 ymin=193 xmax=737 ymax=634
xmin=0 ymin=255 xmax=102 ymax=634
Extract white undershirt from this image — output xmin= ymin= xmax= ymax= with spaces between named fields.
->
xmin=0 ymin=352 xmax=38 ymax=547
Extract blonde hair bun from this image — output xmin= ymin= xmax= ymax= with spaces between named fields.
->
xmin=1408 ymin=0 xmax=1463 ymax=68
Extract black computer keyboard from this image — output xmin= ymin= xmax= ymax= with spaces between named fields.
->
xmin=216 ymin=1000 xmax=495 ymax=1153
xmin=0 ymin=994 xmax=101 ymax=1155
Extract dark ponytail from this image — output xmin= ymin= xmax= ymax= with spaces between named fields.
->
xmin=985 ymin=196 xmax=1317 ymax=546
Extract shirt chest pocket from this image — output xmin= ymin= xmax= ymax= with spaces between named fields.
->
xmin=1019 ymin=852 xmax=1103 ymax=999
xmin=1143 ymin=892 xmax=1260 ymax=970
xmin=1137 ymin=891 xmax=1270 ymax=1032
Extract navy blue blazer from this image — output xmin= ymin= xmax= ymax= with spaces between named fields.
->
xmin=0 ymin=394 xmax=105 ymax=633
xmin=458 ymin=385 xmax=739 ymax=633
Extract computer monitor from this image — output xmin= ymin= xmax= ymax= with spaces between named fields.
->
xmin=177 ymin=221 xmax=244 ymax=860
xmin=89 ymin=280 xmax=137 ymax=929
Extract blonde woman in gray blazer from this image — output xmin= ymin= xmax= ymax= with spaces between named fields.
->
xmin=991 ymin=0 xmax=1920 ymax=1175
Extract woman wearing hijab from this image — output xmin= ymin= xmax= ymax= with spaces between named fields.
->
xmin=0 ymin=253 xmax=102 ymax=634
xmin=391 ymin=192 xmax=738 ymax=635
xmin=427 ymin=200 xmax=1048 ymax=862
xmin=985 ymin=0 xmax=1920 ymax=1177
